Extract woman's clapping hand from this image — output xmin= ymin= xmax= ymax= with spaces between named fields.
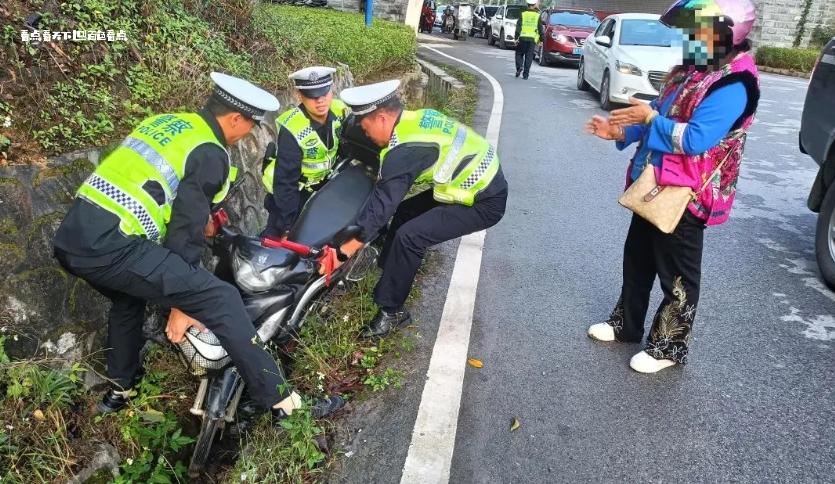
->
xmin=609 ymin=97 xmax=655 ymax=127
xmin=585 ymin=115 xmax=625 ymax=141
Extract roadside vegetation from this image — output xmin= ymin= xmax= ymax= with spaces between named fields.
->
xmin=423 ymin=62 xmax=479 ymax=125
xmin=0 ymin=266 xmax=417 ymax=482
xmin=0 ymin=0 xmax=416 ymax=163
xmin=755 ymin=46 xmax=822 ymax=74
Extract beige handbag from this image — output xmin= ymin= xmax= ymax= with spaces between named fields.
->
xmin=618 ymin=136 xmax=741 ymax=234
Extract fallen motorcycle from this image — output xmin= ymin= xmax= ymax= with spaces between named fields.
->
xmin=179 ymin=157 xmax=378 ymax=476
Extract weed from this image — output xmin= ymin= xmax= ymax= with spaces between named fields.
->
xmin=363 ymin=368 xmax=404 ymax=392
xmin=423 ymin=62 xmax=479 ymax=125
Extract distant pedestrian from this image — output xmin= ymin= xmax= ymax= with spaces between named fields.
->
xmin=515 ymin=0 xmax=543 ymax=80
xmin=584 ymin=0 xmax=760 ymax=373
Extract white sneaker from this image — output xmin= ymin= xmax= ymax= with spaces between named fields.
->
xmin=629 ymin=351 xmax=676 ymax=373
xmin=587 ymin=322 xmax=615 ymax=342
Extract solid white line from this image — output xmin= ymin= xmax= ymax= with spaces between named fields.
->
xmin=400 ymin=44 xmax=504 ymax=484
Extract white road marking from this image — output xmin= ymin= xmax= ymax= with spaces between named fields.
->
xmin=399 ymin=44 xmax=504 ymax=484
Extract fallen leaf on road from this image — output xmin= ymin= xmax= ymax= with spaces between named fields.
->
xmin=510 ymin=417 xmax=521 ymax=432
xmin=33 ymin=409 xmax=45 ymax=422
xmin=467 ymin=358 xmax=483 ymax=368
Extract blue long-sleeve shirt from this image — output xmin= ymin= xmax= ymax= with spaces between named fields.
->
xmin=616 ymin=81 xmax=747 ymax=181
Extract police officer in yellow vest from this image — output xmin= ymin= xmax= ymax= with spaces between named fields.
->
xmin=335 ymin=80 xmax=508 ymax=338
xmin=515 ymin=0 xmax=543 ymax=80
xmin=261 ymin=66 xmax=349 ymax=238
xmin=53 ymin=73 xmax=343 ymax=419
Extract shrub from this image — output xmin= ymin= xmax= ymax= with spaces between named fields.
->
xmin=251 ymin=5 xmax=417 ymax=83
xmin=810 ymin=21 xmax=835 ymax=49
xmin=755 ymin=46 xmax=821 ymax=73
xmin=0 ymin=1 xmax=416 ymax=162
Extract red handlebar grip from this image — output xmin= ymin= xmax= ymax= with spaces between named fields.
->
xmin=260 ymin=237 xmax=312 ymax=257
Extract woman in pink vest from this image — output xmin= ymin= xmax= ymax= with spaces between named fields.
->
xmin=584 ymin=0 xmax=760 ymax=373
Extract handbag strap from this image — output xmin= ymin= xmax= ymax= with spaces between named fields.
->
xmin=696 ymin=131 xmax=746 ymax=194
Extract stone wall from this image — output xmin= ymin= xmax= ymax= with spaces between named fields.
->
xmin=753 ymin=0 xmax=834 ymax=48
xmin=0 ymin=63 xmax=422 ymax=363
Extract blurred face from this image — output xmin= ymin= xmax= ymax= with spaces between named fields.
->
xmin=360 ymin=111 xmax=396 ymax=147
xmin=669 ymin=9 xmax=732 ymax=69
xmin=299 ymin=90 xmax=333 ymax=121
xmin=218 ymin=112 xmax=255 ymax=145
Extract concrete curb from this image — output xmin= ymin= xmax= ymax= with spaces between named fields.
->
xmin=416 ymin=57 xmax=466 ymax=100
xmin=757 ymin=65 xmax=812 ymax=79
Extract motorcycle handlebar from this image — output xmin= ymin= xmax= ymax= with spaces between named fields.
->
xmin=260 ymin=237 xmax=322 ymax=258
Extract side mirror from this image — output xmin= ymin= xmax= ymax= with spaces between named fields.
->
xmin=595 ymin=35 xmax=612 ymax=47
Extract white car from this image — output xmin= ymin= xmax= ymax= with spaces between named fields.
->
xmin=577 ymin=13 xmax=680 ymax=110
xmin=488 ymin=4 xmax=522 ymax=50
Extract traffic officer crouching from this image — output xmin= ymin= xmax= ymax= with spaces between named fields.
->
xmin=335 ymin=80 xmax=508 ymax=338
xmin=261 ymin=66 xmax=349 ymax=238
xmin=53 ymin=72 xmax=344 ymax=419
xmin=515 ymin=0 xmax=543 ymax=80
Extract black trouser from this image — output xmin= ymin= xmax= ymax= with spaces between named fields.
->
xmin=55 ymin=241 xmax=287 ymax=409
xmin=605 ymin=212 xmax=705 ymax=364
xmin=374 ymin=189 xmax=507 ymax=311
xmin=515 ymin=39 xmax=536 ymax=77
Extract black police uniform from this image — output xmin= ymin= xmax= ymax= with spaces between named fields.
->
xmin=53 ymin=109 xmax=288 ymax=409
xmin=355 ymin=143 xmax=508 ymax=312
xmin=261 ymin=105 xmax=343 ymax=237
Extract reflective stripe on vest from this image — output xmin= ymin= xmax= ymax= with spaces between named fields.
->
xmin=520 ymin=10 xmax=540 ymax=42
xmin=380 ymin=109 xmax=500 ymax=207
xmin=262 ymin=99 xmax=348 ymax=193
xmin=76 ymin=113 xmax=230 ymax=242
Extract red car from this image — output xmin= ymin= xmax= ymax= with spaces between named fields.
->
xmin=536 ymin=8 xmax=601 ymax=67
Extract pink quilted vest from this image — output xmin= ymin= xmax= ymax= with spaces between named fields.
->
xmin=628 ymin=53 xmax=760 ymax=226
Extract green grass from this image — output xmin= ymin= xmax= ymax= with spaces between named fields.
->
xmin=422 ymin=62 xmax=479 ymax=125
xmin=0 ymin=336 xmax=196 ymax=483
xmin=1 ymin=1 xmax=416 ymax=162
xmin=755 ymin=46 xmax=821 ymax=73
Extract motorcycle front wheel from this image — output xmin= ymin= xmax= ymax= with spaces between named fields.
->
xmin=189 ymin=415 xmax=223 ymax=477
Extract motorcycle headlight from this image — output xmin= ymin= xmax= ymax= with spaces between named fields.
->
xmin=232 ymin=251 xmax=287 ymax=293
xmin=616 ymin=60 xmax=643 ymax=76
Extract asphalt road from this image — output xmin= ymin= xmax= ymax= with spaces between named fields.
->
xmin=333 ymin=33 xmax=835 ymax=484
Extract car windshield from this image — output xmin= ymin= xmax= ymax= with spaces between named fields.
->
xmin=505 ymin=7 xmax=521 ymax=19
xmin=619 ymin=19 xmax=673 ymax=46
xmin=548 ymin=12 xmax=600 ymax=28
xmin=485 ymin=6 xmax=498 ymax=16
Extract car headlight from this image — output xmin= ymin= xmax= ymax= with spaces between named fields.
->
xmin=551 ymin=32 xmax=568 ymax=43
xmin=615 ymin=60 xmax=642 ymax=76
xmin=232 ymin=251 xmax=286 ymax=293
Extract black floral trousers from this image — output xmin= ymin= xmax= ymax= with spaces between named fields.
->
xmin=605 ymin=212 xmax=705 ymax=364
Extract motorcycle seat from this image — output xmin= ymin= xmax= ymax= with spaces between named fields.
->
xmin=288 ymin=163 xmax=374 ymax=249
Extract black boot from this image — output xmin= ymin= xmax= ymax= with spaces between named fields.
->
xmin=515 ymin=69 xmax=522 ymax=78
xmin=96 ymin=388 xmax=131 ymax=414
xmin=272 ymin=395 xmax=346 ymax=421
xmin=360 ymin=309 xmax=412 ymax=339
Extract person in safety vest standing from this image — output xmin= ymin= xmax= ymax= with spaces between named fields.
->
xmin=261 ymin=66 xmax=349 ymax=238
xmin=515 ymin=0 xmax=543 ymax=79
xmin=334 ymin=80 xmax=508 ymax=338
xmin=53 ymin=72 xmax=344 ymax=419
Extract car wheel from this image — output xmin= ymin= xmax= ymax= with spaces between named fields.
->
xmin=488 ymin=30 xmax=496 ymax=45
xmin=538 ymin=46 xmax=550 ymax=67
xmin=815 ymin=180 xmax=835 ymax=290
xmin=499 ymin=29 xmax=507 ymax=49
xmin=600 ymin=70 xmax=612 ymax=111
xmin=577 ymin=58 xmax=590 ymax=91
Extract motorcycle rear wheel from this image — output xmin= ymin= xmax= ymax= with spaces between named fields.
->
xmin=188 ymin=415 xmax=223 ymax=478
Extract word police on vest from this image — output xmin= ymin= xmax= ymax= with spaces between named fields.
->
xmin=210 ymin=71 xmax=280 ymax=122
